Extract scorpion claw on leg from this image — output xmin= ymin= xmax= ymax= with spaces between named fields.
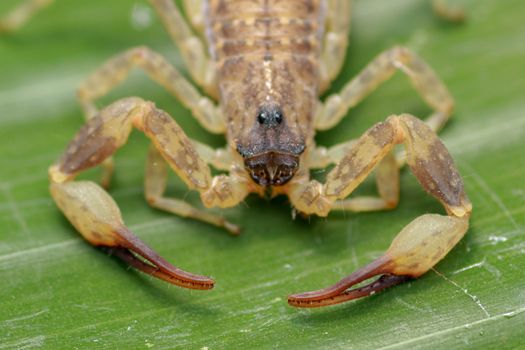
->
xmin=288 ymin=255 xmax=409 ymax=308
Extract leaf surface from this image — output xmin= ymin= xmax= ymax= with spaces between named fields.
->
xmin=0 ymin=0 xmax=524 ymax=348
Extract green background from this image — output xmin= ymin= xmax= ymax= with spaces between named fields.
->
xmin=1 ymin=0 xmax=524 ymax=349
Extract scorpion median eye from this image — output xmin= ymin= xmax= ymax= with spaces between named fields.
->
xmin=257 ymin=112 xmax=267 ymax=124
xmin=274 ymin=111 xmax=283 ymax=124
xmin=257 ymin=108 xmax=284 ymax=126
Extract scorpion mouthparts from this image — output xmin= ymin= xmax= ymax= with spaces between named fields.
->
xmin=245 ymin=151 xmax=299 ymax=187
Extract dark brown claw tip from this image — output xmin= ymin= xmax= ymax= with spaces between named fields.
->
xmin=103 ymin=228 xmax=214 ymax=290
xmin=287 ymin=256 xmax=410 ymax=308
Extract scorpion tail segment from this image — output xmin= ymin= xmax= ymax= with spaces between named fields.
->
xmin=110 ymin=228 xmax=214 ymax=290
xmin=49 ymin=180 xmax=213 ymax=290
xmin=287 ymin=255 xmax=404 ymax=308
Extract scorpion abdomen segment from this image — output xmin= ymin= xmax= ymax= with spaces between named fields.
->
xmin=207 ymin=0 xmax=325 ymax=60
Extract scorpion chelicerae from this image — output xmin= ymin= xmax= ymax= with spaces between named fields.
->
xmin=43 ymin=0 xmax=471 ymax=308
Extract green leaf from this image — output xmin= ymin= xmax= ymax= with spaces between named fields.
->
xmin=1 ymin=0 xmax=524 ymax=348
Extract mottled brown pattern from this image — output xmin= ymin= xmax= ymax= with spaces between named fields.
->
xmin=402 ymin=116 xmax=467 ymax=207
xmin=326 ymin=121 xmax=395 ymax=196
xmin=299 ymin=180 xmax=322 ymax=206
xmin=59 ymin=116 xmax=116 ymax=175
xmin=143 ymin=109 xmax=208 ymax=189
xmin=207 ymin=0 xmax=324 ymax=161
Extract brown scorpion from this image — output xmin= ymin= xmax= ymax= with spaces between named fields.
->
xmin=43 ymin=0 xmax=471 ymax=308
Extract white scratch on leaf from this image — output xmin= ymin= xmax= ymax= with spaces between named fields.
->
xmin=229 ymin=305 xmax=271 ymax=317
xmin=0 ymin=240 xmax=77 ymax=263
xmin=451 ymin=258 xmax=502 ymax=280
xmin=451 ymin=260 xmax=485 ymax=275
xmin=2 ymin=308 xmax=49 ymax=325
xmin=0 ymin=335 xmax=46 ymax=349
xmin=432 ymin=268 xmax=491 ymax=318
xmin=488 ymin=235 xmax=508 ymax=244
xmin=0 ymin=218 xmax=179 ymax=267
xmin=375 ymin=307 xmax=525 ymax=350
xmin=395 ymin=297 xmax=431 ymax=313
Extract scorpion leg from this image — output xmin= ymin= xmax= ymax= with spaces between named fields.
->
xmin=149 ymin=0 xmax=217 ymax=96
xmin=331 ymin=151 xmax=400 ymax=212
xmin=0 ymin=0 xmax=52 ymax=33
xmin=145 ymin=145 xmax=240 ymax=234
xmin=432 ymin=0 xmax=466 ymax=22
xmin=315 ymin=46 xmax=454 ymax=134
xmin=309 ymin=140 xmax=399 ymax=212
xmin=320 ymin=0 xmax=352 ymax=90
xmin=307 ymin=139 xmax=357 ymax=169
xmin=288 ymin=114 xmax=471 ymax=307
xmin=49 ymin=97 xmax=248 ymax=288
xmin=190 ymin=139 xmax=233 ymax=172
xmin=76 ymin=47 xmax=225 ymax=187
xmin=181 ymin=0 xmax=206 ymax=35
xmin=77 ymin=46 xmax=224 ymax=133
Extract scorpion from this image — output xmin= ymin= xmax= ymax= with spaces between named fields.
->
xmin=10 ymin=0 xmax=472 ymax=308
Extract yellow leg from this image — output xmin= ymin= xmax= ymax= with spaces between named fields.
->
xmin=0 ymin=0 xmax=53 ymax=33
xmin=315 ymin=46 xmax=454 ymax=133
xmin=332 ymin=151 xmax=400 ymax=212
xmin=320 ymin=0 xmax=352 ymax=90
xmin=49 ymin=98 xmax=248 ymax=288
xmin=76 ymin=45 xmax=225 ymax=187
xmin=307 ymin=139 xmax=357 ymax=169
xmin=309 ymin=141 xmax=399 ymax=212
xmin=288 ymin=114 xmax=471 ymax=307
xmin=181 ymin=0 xmax=206 ymax=35
xmin=77 ymin=46 xmax=224 ymax=133
xmin=149 ymin=0 xmax=216 ymax=96
xmin=432 ymin=0 xmax=466 ymax=22
xmin=145 ymin=145 xmax=240 ymax=234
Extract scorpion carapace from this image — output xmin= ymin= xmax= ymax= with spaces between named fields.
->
xmin=48 ymin=0 xmax=471 ymax=308
xmin=209 ymin=0 xmax=321 ymax=186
